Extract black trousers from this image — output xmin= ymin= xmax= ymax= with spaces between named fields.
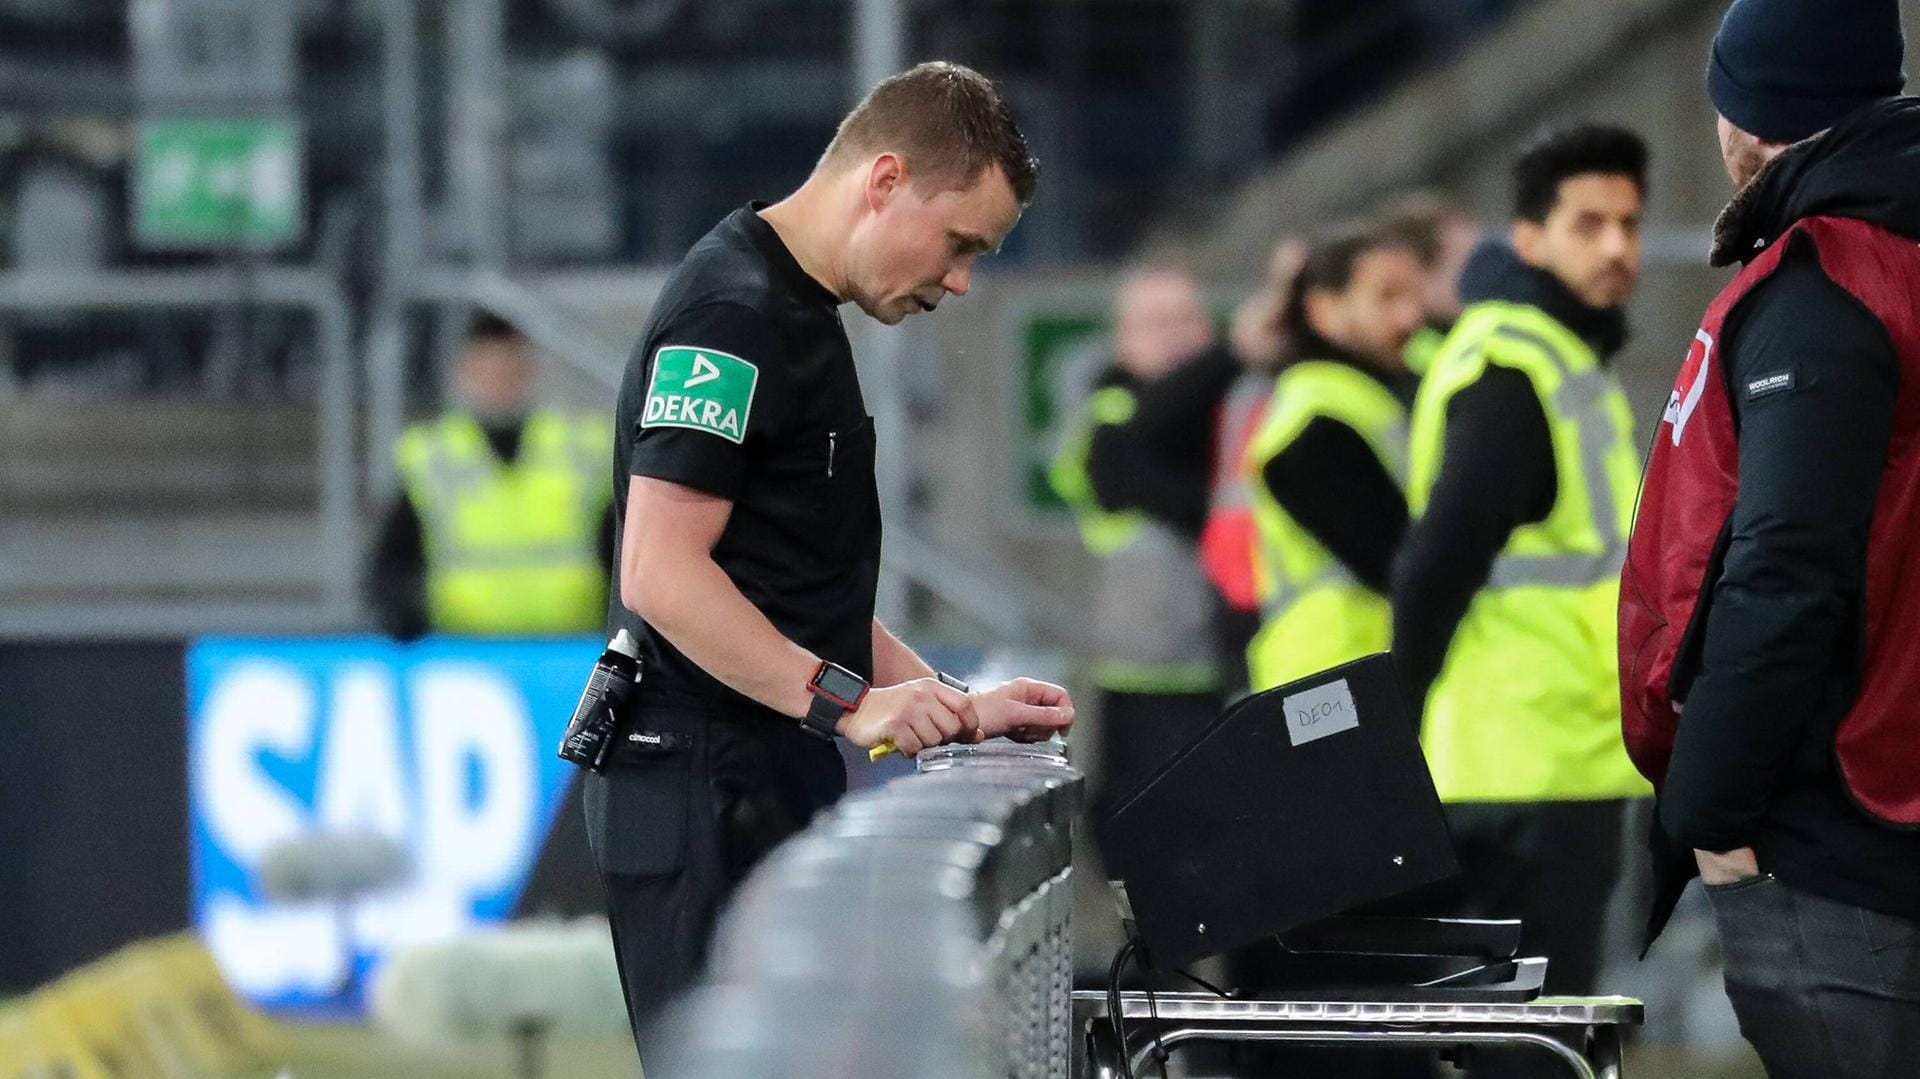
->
xmin=1709 ymin=874 xmax=1920 ymax=1079
xmin=583 ymin=700 xmax=845 ymax=1056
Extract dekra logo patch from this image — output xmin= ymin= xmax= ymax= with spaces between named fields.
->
xmin=643 ymin=346 xmax=759 ymax=444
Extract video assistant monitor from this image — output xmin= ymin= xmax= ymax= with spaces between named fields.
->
xmin=1097 ymin=653 xmax=1459 ymax=970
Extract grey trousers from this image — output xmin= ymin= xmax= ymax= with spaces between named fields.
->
xmin=1707 ymin=874 xmax=1920 ymax=1079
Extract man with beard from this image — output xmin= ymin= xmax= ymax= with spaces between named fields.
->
xmin=1620 ymin=1 xmax=1920 ymax=1073
xmin=1390 ymin=125 xmax=1652 ymax=997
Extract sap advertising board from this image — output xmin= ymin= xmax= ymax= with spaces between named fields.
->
xmin=188 ymin=636 xmax=596 ymax=1010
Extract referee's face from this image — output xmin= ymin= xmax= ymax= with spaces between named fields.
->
xmin=854 ymin=160 xmax=1021 ymax=325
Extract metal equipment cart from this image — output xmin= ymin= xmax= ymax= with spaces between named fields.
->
xmin=1075 ymin=984 xmax=1642 ymax=1079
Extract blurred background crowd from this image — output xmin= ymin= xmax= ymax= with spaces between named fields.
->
xmin=6 ymin=1 xmax=1915 ymax=1077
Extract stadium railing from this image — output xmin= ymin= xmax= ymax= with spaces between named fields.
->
xmin=643 ymin=740 xmax=1082 ymax=1079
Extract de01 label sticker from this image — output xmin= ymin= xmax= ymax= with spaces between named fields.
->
xmin=1282 ymin=677 xmax=1360 ymax=747
xmin=643 ymin=346 xmax=760 ymax=444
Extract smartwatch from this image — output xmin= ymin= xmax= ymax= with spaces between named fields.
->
xmin=802 ymin=660 xmax=869 ymax=741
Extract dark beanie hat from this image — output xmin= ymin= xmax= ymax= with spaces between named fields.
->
xmin=1708 ymin=0 xmax=1907 ymax=144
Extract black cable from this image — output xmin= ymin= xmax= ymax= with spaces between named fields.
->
xmin=1106 ymin=937 xmax=1136 ymax=1079
xmin=1107 ymin=936 xmax=1177 ymax=1079
xmin=1141 ymin=973 xmax=1170 ymax=1079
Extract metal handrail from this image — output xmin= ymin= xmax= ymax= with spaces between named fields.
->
xmin=647 ymin=744 xmax=1083 ymax=1078
xmin=0 ymin=267 xmax=359 ymax=626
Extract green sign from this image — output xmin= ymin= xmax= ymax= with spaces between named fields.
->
xmin=134 ymin=117 xmax=304 ymax=250
xmin=643 ymin=346 xmax=761 ymax=444
xmin=1019 ymin=311 xmax=1109 ymax=514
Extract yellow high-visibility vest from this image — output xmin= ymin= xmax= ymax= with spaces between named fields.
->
xmin=1050 ymin=384 xmax=1219 ymax=694
xmin=396 ymin=410 xmax=612 ymax=634
xmin=1244 ymin=360 xmax=1408 ymax=691
xmin=1048 ymin=385 xmax=1144 ymax=556
xmin=1407 ymin=301 xmax=1651 ymax=802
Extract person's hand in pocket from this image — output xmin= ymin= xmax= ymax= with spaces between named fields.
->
xmin=1695 ymin=846 xmax=1760 ymax=885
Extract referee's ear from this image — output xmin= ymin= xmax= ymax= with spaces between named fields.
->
xmin=863 ymin=152 xmax=909 ymax=213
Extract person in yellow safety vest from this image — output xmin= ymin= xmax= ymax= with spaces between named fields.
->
xmin=1049 ymin=267 xmax=1221 ymax=824
xmin=1086 ymin=239 xmax=1309 ymax=701
xmin=369 ymin=312 xmax=616 ymax=637
xmin=1243 ymin=224 xmax=1427 ymax=692
xmin=1377 ymin=192 xmax=1482 ymax=377
xmin=1390 ymin=125 xmax=1654 ymax=999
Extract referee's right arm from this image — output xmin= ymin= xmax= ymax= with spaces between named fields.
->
xmin=621 ymin=478 xmax=816 ymax=719
xmin=622 ymin=477 xmax=972 ymax=756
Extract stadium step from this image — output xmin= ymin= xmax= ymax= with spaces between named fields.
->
xmin=0 ymin=397 xmax=351 ymax=635
xmin=0 ymin=509 xmax=329 ymax=598
xmin=0 ymin=398 xmax=320 ymax=513
xmin=1173 ymin=0 xmax=1719 ymax=274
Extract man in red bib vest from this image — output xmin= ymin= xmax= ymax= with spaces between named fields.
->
xmin=1620 ymin=1 xmax=1920 ymax=1073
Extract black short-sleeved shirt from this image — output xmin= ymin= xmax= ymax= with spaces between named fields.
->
xmin=609 ymin=204 xmax=881 ymax=720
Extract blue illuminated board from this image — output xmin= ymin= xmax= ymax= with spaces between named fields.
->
xmin=187 ymin=636 xmax=599 ymax=1011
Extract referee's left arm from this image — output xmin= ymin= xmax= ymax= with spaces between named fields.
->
xmin=622 ymin=476 xmax=823 ymax=719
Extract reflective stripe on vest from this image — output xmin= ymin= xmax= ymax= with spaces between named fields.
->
xmin=1408 ymin=302 xmax=1648 ymax=802
xmin=396 ymin=410 xmax=612 ymax=634
xmin=1244 ymin=360 xmax=1408 ymax=691
xmin=1478 ymin=325 xmax=1628 ymax=590
xmin=1209 ymin=374 xmax=1276 ymax=513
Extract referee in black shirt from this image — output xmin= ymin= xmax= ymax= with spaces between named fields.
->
xmin=593 ymin=61 xmax=1076 ymax=1051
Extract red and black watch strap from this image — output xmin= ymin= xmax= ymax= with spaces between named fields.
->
xmin=802 ymin=661 xmax=869 ymax=740
xmin=800 ymin=694 xmax=842 ymax=741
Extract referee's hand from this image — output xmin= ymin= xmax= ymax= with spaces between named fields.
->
xmin=970 ymin=678 xmax=1076 ymax=743
xmin=839 ymin=677 xmax=978 ymax=757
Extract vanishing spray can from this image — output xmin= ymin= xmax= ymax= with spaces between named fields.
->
xmin=558 ymin=628 xmax=642 ymax=772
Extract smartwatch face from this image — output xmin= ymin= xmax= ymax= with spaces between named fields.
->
xmin=813 ymin=664 xmax=867 ymax=708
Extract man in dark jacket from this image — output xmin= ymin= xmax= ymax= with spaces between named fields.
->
xmin=1243 ymin=224 xmax=1426 ymax=692
xmin=1619 ymin=2 xmax=1920 ymax=1075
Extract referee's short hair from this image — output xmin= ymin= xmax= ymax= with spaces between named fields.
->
xmin=823 ymin=61 xmax=1039 ymax=205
